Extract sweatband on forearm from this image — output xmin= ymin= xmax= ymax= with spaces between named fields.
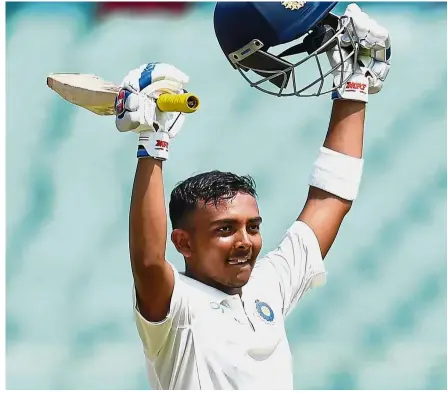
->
xmin=309 ymin=147 xmax=364 ymax=200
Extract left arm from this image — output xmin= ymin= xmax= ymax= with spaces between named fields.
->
xmin=254 ymin=4 xmax=391 ymax=315
xmin=257 ymin=101 xmax=366 ymax=315
xmin=298 ymin=100 xmax=365 ymax=258
xmin=297 ymin=3 xmax=391 ymax=259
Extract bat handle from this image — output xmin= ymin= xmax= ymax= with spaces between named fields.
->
xmin=156 ymin=93 xmax=200 ymax=113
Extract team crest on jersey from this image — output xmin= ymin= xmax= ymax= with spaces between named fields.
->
xmin=255 ymin=299 xmax=275 ymax=324
xmin=281 ymin=1 xmax=306 ymax=11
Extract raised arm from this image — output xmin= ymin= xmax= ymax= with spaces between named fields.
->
xmin=115 ymin=63 xmax=190 ymax=322
xmin=129 ymin=159 xmax=174 ymax=322
xmin=298 ymin=100 xmax=365 ymax=258
xmin=298 ymin=4 xmax=391 ymax=258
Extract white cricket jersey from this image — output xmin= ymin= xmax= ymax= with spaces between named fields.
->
xmin=133 ymin=221 xmax=326 ymax=390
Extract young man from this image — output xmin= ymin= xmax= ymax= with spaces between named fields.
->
xmin=114 ymin=3 xmax=390 ymax=390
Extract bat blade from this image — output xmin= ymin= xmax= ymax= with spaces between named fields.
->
xmin=47 ymin=73 xmax=119 ymax=115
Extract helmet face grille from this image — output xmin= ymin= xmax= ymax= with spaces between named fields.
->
xmin=230 ymin=16 xmax=360 ymax=98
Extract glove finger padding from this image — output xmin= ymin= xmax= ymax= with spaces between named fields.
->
xmin=120 ymin=63 xmax=189 ymax=93
xmin=341 ymin=3 xmax=391 ymax=62
xmin=116 ymin=110 xmax=142 ymax=132
xmin=115 ymin=91 xmax=158 ymax=133
xmin=341 ymin=4 xmax=369 ymax=45
xmin=327 ymin=39 xmax=370 ymax=102
xmin=358 ymin=58 xmax=390 ymax=95
xmin=329 ymin=3 xmax=391 ymax=101
xmin=115 ymin=62 xmax=190 ymax=161
xmin=327 ymin=45 xmax=354 ymax=87
xmin=145 ymin=63 xmax=189 ymax=87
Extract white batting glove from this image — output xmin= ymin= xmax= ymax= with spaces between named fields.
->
xmin=115 ymin=63 xmax=189 ymax=160
xmin=327 ymin=3 xmax=391 ymax=102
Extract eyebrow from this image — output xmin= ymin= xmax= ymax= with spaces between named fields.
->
xmin=210 ymin=216 xmax=263 ymax=226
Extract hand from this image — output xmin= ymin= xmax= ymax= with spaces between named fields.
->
xmin=327 ymin=3 xmax=391 ymax=102
xmin=115 ymin=63 xmax=190 ymax=160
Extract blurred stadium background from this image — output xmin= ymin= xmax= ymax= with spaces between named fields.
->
xmin=5 ymin=1 xmax=447 ymax=390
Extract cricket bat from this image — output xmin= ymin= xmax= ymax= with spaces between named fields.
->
xmin=46 ymin=73 xmax=200 ymax=116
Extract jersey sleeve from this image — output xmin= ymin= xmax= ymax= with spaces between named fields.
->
xmin=258 ymin=221 xmax=327 ymax=317
xmin=133 ymin=262 xmax=190 ymax=360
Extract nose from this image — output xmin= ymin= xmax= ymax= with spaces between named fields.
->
xmin=235 ymin=229 xmax=252 ymax=250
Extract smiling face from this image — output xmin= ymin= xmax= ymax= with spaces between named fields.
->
xmin=171 ymin=192 xmax=263 ymax=294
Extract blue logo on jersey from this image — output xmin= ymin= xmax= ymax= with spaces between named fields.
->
xmin=255 ymin=299 xmax=275 ymax=323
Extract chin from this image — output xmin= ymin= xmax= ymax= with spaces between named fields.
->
xmin=214 ymin=262 xmax=255 ymax=291
xmin=231 ymin=265 xmax=253 ymax=287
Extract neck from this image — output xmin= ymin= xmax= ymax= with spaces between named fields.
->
xmin=185 ymin=266 xmax=242 ymax=296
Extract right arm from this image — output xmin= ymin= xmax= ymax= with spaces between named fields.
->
xmin=116 ymin=64 xmax=192 ymax=360
xmin=116 ymin=63 xmax=190 ymax=323
xmin=129 ymin=158 xmax=174 ymax=322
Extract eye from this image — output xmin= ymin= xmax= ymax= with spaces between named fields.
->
xmin=248 ymin=224 xmax=260 ymax=233
xmin=216 ymin=226 xmax=232 ymax=234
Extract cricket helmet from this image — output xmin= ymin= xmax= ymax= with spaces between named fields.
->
xmin=213 ymin=1 xmax=360 ymax=97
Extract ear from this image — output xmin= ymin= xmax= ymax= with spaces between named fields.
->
xmin=171 ymin=229 xmax=192 ymax=258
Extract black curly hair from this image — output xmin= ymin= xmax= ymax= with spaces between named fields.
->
xmin=169 ymin=170 xmax=257 ymax=229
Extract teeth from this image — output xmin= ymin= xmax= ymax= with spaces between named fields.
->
xmin=227 ymin=251 xmax=252 ymax=265
xmin=228 ymin=257 xmax=251 ymax=265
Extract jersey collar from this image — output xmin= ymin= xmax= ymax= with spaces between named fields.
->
xmin=179 ymin=273 xmax=236 ymax=304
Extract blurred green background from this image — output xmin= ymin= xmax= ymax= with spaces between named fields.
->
xmin=5 ymin=1 xmax=447 ymax=390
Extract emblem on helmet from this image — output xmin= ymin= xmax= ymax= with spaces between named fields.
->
xmin=281 ymin=1 xmax=306 ymax=11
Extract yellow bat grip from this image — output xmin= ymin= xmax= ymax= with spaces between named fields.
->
xmin=156 ymin=93 xmax=200 ymax=113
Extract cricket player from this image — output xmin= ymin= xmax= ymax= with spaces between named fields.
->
xmin=114 ymin=2 xmax=390 ymax=389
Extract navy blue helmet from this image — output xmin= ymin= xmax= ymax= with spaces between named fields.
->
xmin=214 ymin=1 xmax=360 ymax=97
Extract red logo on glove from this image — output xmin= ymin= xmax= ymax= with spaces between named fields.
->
xmin=115 ymin=89 xmax=127 ymax=116
xmin=346 ymin=82 xmax=367 ymax=92
xmin=155 ymin=140 xmax=169 ymax=150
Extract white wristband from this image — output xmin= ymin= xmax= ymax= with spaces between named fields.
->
xmin=309 ymin=147 xmax=364 ymax=201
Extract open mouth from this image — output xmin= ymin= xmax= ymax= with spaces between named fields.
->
xmin=227 ymin=252 xmax=252 ymax=265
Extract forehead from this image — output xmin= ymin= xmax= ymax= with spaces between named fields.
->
xmin=194 ymin=193 xmax=260 ymax=223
